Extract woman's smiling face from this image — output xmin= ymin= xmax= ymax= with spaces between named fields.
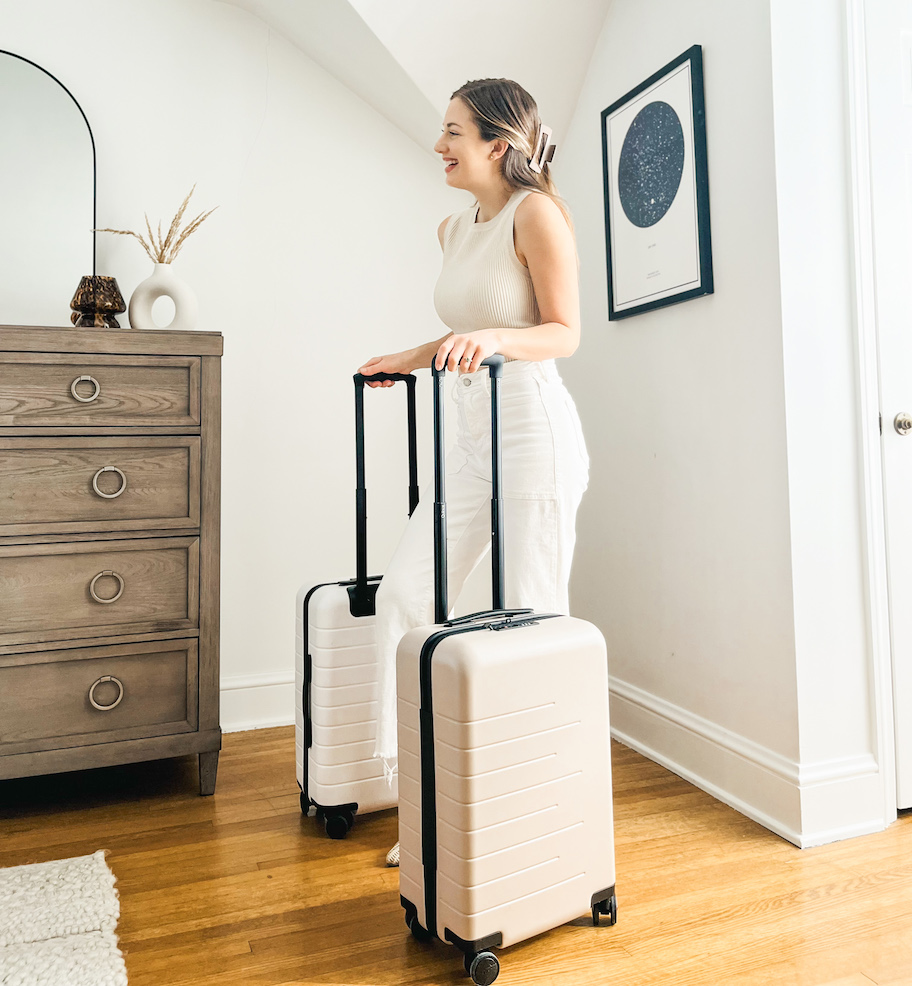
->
xmin=433 ymin=98 xmax=502 ymax=190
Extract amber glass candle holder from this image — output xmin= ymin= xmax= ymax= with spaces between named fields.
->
xmin=70 ymin=275 xmax=126 ymax=328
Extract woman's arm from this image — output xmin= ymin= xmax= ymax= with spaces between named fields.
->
xmin=435 ymin=193 xmax=581 ymax=373
xmin=358 ymin=334 xmax=453 ymax=388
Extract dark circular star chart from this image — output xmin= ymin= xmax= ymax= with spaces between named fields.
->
xmin=618 ymin=100 xmax=685 ymax=228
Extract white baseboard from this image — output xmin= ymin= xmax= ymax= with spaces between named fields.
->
xmin=220 ymin=671 xmax=295 ymax=733
xmin=609 ymin=676 xmax=887 ymax=848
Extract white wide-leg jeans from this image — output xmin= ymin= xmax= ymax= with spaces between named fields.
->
xmin=373 ymin=358 xmax=590 ymax=762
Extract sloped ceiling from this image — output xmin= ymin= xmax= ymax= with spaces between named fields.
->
xmin=218 ymin=0 xmax=613 ymax=155
xmin=349 ymin=0 xmax=614 ymax=143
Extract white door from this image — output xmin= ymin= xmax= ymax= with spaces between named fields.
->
xmin=865 ymin=0 xmax=912 ymax=807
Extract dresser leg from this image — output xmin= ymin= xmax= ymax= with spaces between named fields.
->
xmin=199 ymin=750 xmax=219 ymax=796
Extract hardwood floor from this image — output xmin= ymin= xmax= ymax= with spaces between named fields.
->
xmin=1 ymin=726 xmax=911 ymax=985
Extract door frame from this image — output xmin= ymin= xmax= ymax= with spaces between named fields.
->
xmin=845 ymin=0 xmax=898 ymax=823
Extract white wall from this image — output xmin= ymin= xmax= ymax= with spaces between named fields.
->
xmin=0 ymin=0 xmax=461 ymax=730
xmin=558 ymin=0 xmax=890 ymax=845
xmin=558 ymin=0 xmax=802 ymax=835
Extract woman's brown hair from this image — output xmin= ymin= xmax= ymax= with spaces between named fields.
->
xmin=451 ymin=78 xmax=573 ymax=232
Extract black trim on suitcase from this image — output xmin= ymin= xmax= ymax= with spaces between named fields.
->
xmin=415 ymin=613 xmax=561 ymax=941
xmin=301 ymin=579 xmax=333 ymax=813
xmin=300 ymin=575 xmax=380 ymax=812
xmin=418 ymin=623 xmax=490 ymax=939
xmin=350 ymin=372 xmax=419 ymax=618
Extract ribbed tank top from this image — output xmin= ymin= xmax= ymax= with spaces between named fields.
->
xmin=434 ymin=189 xmax=540 ymax=334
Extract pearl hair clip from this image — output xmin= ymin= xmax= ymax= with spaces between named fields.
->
xmin=529 ymin=124 xmax=556 ymax=173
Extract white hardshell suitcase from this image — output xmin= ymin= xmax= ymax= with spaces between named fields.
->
xmin=295 ymin=371 xmax=418 ymax=838
xmin=397 ymin=357 xmax=617 ymax=985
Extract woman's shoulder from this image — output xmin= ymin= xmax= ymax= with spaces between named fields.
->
xmin=513 ymin=191 xmax=574 ymax=268
xmin=514 ymin=189 xmax=562 ymax=223
xmin=514 ymin=190 xmax=571 ymax=243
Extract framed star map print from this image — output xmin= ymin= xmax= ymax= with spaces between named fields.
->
xmin=600 ymin=45 xmax=713 ymax=320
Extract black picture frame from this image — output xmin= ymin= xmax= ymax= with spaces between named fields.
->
xmin=600 ymin=44 xmax=713 ymax=321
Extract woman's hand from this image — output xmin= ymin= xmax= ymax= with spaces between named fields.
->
xmin=358 ymin=353 xmax=412 ymax=388
xmin=434 ymin=330 xmax=501 ymax=374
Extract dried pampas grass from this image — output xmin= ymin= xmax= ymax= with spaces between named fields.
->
xmin=96 ymin=185 xmax=217 ymax=264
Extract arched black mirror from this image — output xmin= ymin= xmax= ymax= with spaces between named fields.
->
xmin=0 ymin=51 xmax=96 ymax=326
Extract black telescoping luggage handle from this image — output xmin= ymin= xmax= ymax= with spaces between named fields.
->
xmin=431 ymin=355 xmax=505 ymax=624
xmin=350 ymin=372 xmax=419 ymax=617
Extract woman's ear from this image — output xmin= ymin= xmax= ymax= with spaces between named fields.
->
xmin=489 ymin=139 xmax=509 ymax=161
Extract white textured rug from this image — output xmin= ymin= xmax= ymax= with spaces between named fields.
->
xmin=0 ymin=851 xmax=127 ymax=986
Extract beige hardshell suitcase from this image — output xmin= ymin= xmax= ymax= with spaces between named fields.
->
xmin=295 ymin=372 xmax=417 ymax=838
xmin=397 ymin=357 xmax=617 ymax=985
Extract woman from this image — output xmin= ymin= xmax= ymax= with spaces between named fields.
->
xmin=358 ymin=78 xmax=589 ymax=866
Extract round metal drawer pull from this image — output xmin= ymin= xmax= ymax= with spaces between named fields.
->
xmin=88 ymin=675 xmax=124 ymax=711
xmin=70 ymin=374 xmax=101 ymax=403
xmin=92 ymin=466 xmax=127 ymax=499
xmin=89 ymin=570 xmax=125 ymax=604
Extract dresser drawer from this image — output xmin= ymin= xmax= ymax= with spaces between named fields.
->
xmin=0 ymin=353 xmax=200 ymax=427
xmin=0 ymin=537 xmax=199 ymax=646
xmin=0 ymin=437 xmax=200 ymax=535
xmin=0 ymin=638 xmax=198 ymax=755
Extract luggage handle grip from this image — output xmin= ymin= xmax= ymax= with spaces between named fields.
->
xmin=446 ymin=607 xmax=533 ymax=627
xmin=430 ymin=354 xmax=504 ymax=379
xmin=431 ymin=355 xmax=505 ymax=624
xmin=351 ymin=372 xmax=419 ymax=618
xmin=354 ymin=371 xmax=415 ymax=386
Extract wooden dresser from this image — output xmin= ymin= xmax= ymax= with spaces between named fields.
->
xmin=0 ymin=324 xmax=222 ymax=794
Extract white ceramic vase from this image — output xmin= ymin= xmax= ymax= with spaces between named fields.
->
xmin=128 ymin=263 xmax=198 ymax=331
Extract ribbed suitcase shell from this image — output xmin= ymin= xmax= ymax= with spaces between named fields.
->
xmin=397 ymin=612 xmax=615 ymax=951
xmin=295 ymin=580 xmax=396 ymax=815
